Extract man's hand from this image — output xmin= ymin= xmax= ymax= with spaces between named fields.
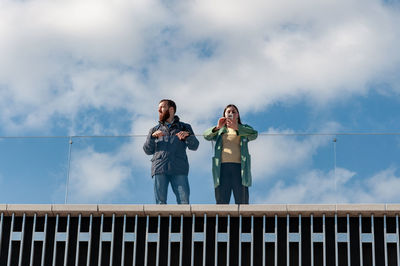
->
xmin=152 ymin=130 xmax=164 ymax=138
xmin=176 ymin=131 xmax=190 ymax=140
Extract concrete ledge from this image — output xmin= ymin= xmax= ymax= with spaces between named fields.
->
xmin=98 ymin=204 xmax=145 ymax=217
xmin=144 ymin=204 xmax=191 ymax=216
xmin=52 ymin=204 xmax=98 ymax=216
xmin=386 ymin=204 xmax=400 ymax=215
xmin=336 ymin=204 xmax=386 ymax=215
xmin=191 ymin=204 xmax=239 ymax=216
xmin=1 ymin=204 xmax=400 ymax=217
xmin=7 ymin=204 xmax=52 ymax=216
xmin=0 ymin=204 xmax=7 ymax=215
xmin=239 ymin=204 xmax=286 ymax=216
xmin=287 ymin=204 xmax=336 ymax=216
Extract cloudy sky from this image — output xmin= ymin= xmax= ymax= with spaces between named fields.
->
xmin=1 ymin=0 xmax=400 ymax=204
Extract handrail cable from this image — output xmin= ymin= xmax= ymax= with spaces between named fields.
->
xmin=1 ymin=132 xmax=400 ymax=139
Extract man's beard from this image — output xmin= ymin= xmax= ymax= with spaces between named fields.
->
xmin=159 ymin=110 xmax=170 ymax=122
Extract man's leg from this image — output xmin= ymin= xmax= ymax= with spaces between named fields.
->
xmin=154 ymin=174 xmax=169 ymax=204
xmin=170 ymin=174 xmax=190 ymax=204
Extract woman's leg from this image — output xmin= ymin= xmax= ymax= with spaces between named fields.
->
xmin=231 ymin=163 xmax=249 ymax=204
xmin=215 ymin=163 xmax=232 ymax=204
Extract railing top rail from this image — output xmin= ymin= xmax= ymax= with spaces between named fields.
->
xmin=2 ymin=204 xmax=400 ymax=217
xmin=1 ymin=132 xmax=400 ymax=139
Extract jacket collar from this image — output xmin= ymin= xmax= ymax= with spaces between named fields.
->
xmin=217 ymin=125 xmax=228 ymax=135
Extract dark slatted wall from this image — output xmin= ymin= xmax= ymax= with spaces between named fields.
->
xmin=0 ymin=212 xmax=398 ymax=265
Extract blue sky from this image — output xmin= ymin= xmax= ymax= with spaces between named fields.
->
xmin=1 ymin=0 xmax=400 ymax=204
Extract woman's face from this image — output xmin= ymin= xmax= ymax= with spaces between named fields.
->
xmin=224 ymin=106 xmax=239 ymax=121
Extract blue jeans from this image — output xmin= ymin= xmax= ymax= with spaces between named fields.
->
xmin=154 ymin=174 xmax=190 ymax=204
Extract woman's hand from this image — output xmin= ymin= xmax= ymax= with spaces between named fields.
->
xmin=216 ymin=117 xmax=226 ymax=130
xmin=226 ymin=117 xmax=238 ymax=130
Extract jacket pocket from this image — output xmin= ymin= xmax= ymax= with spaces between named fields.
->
xmin=212 ymin=156 xmax=220 ymax=184
xmin=151 ymin=152 xmax=163 ymax=162
xmin=242 ymin=154 xmax=252 ymax=186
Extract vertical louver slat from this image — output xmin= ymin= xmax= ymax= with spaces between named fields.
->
xmin=18 ymin=214 xmax=26 ymax=266
xmin=0 ymin=213 xmax=3 ymax=255
xmin=335 ymin=214 xmax=350 ymax=266
xmin=287 ymin=214 xmax=301 ymax=266
xmin=98 ymin=214 xmax=115 ymax=266
xmin=7 ymin=213 xmax=15 ymax=266
xmin=262 ymin=215 xmax=278 ymax=266
xmin=30 ymin=214 xmax=48 ymax=266
xmin=191 ymin=214 xmax=207 ymax=266
xmin=121 ymin=214 xmax=137 ymax=265
xmin=384 ymin=214 xmax=398 ymax=266
xmin=52 ymin=215 xmax=70 ymax=266
xmin=167 ymin=215 xmax=183 ymax=266
xmin=0 ymin=213 xmax=3 ymax=262
xmin=360 ymin=214 xmax=376 ymax=266
xmin=75 ymin=214 xmax=92 ymax=266
xmin=144 ymin=215 xmax=160 ymax=266
xmin=7 ymin=214 xmax=26 ymax=266
xmin=239 ymin=215 xmax=253 ymax=266
xmin=397 ymin=215 xmax=399 ymax=266
xmin=311 ymin=214 xmax=326 ymax=266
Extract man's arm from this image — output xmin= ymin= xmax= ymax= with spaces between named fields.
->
xmin=184 ymin=124 xmax=199 ymax=151
xmin=143 ymin=128 xmax=156 ymax=155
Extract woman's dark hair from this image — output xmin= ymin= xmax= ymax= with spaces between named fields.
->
xmin=223 ymin=104 xmax=242 ymax=124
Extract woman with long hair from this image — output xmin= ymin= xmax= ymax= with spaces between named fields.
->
xmin=204 ymin=104 xmax=257 ymax=204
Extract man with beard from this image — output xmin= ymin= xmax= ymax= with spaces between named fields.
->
xmin=143 ymin=99 xmax=199 ymax=204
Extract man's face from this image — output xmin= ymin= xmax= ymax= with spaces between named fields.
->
xmin=158 ymin=101 xmax=171 ymax=122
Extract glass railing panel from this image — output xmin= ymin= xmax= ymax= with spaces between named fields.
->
xmin=335 ymin=134 xmax=400 ymax=203
xmin=250 ymin=134 xmax=336 ymax=204
xmin=66 ymin=136 xmax=216 ymax=204
xmin=1 ymin=134 xmax=399 ymax=204
xmin=66 ymin=136 xmax=145 ymax=204
xmin=0 ymin=137 xmax=70 ymax=203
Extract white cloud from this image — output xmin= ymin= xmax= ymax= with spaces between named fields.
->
xmin=0 ymin=0 xmax=399 ymax=134
xmin=256 ymin=166 xmax=400 ymax=203
xmin=251 ymin=125 xmax=340 ymax=180
xmin=364 ymin=167 xmax=400 ymax=202
xmin=256 ymin=167 xmax=356 ymax=203
xmin=68 ymin=146 xmax=131 ymax=202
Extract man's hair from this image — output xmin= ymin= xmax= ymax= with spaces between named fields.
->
xmin=223 ymin=104 xmax=242 ymax=124
xmin=159 ymin=99 xmax=176 ymax=113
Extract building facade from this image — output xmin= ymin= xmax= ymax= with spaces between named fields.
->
xmin=0 ymin=204 xmax=399 ymax=265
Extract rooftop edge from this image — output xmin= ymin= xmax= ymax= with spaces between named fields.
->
xmin=2 ymin=204 xmax=400 ymax=216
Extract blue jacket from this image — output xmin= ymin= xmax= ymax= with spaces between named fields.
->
xmin=143 ymin=116 xmax=199 ymax=177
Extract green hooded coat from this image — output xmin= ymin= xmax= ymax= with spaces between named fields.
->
xmin=203 ymin=124 xmax=258 ymax=188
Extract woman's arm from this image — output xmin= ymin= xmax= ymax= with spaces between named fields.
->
xmin=203 ymin=127 xmax=219 ymax=141
xmin=237 ymin=124 xmax=258 ymax=141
